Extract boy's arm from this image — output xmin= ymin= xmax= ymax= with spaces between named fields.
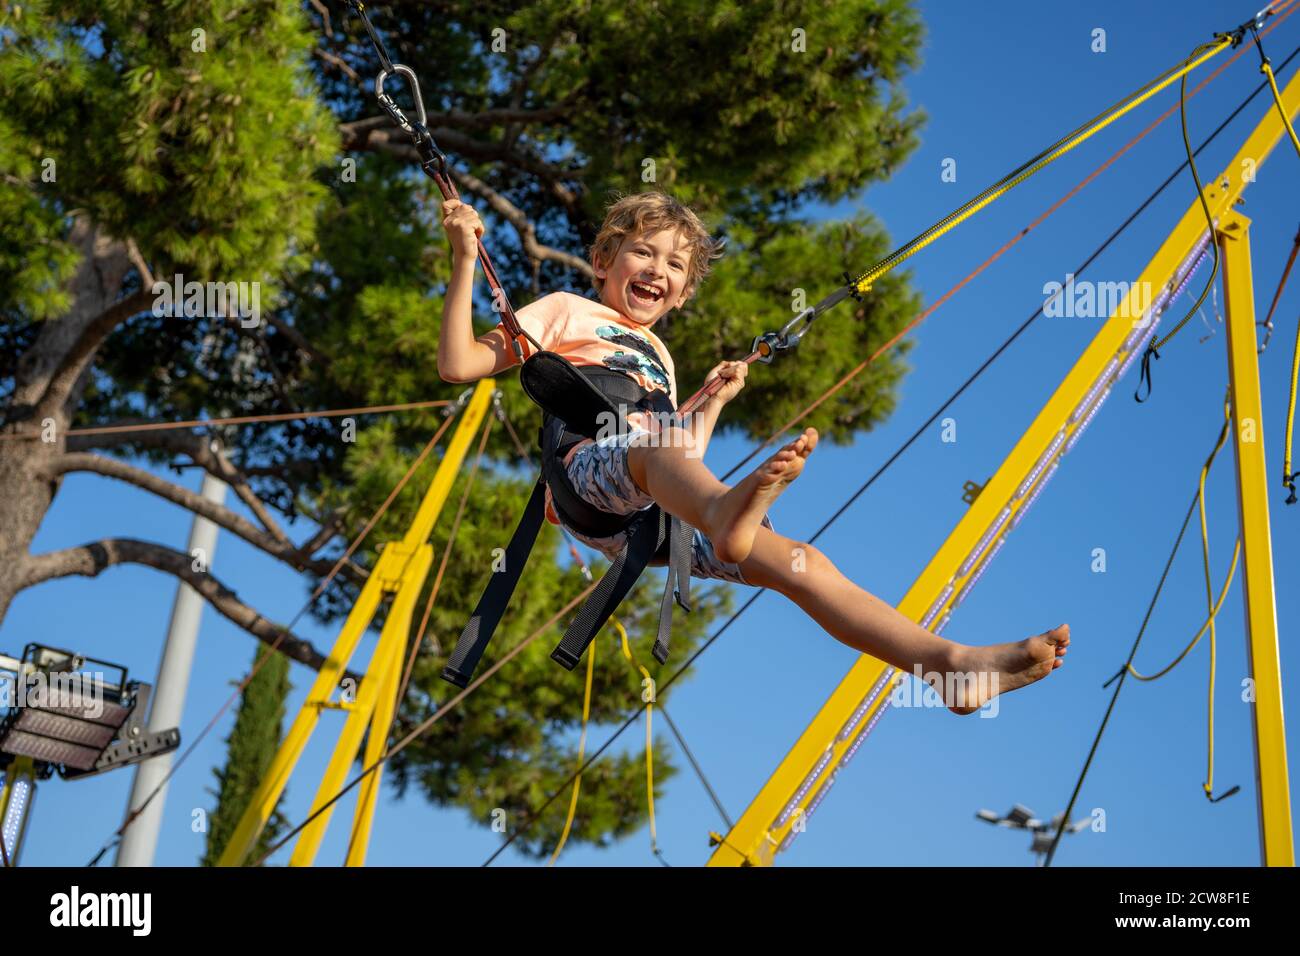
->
xmin=679 ymin=360 xmax=747 ymax=458
xmin=682 ymin=395 xmax=724 ymax=458
xmin=437 ymin=200 xmax=520 ymax=383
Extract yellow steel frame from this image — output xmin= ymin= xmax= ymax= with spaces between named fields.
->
xmin=1220 ymin=214 xmax=1293 ymax=866
xmin=709 ymin=68 xmax=1300 ymax=867
xmin=218 ymin=378 xmax=496 ymax=867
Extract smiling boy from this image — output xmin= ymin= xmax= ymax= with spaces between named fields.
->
xmin=438 ymin=190 xmax=1069 ymax=713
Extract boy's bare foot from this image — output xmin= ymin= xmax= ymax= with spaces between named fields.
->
xmin=708 ymin=428 xmax=818 ymax=563
xmin=940 ymin=624 xmax=1071 ymax=715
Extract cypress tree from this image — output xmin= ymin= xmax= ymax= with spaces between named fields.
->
xmin=201 ymin=647 xmax=292 ymax=867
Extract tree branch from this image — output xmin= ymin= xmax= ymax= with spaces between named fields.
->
xmin=300 ymin=510 xmax=343 ymax=556
xmin=125 ymin=237 xmax=155 ymax=289
xmin=339 ymin=119 xmax=581 ymax=212
xmin=265 ymin=312 xmax=332 ymax=366
xmin=449 ymin=168 xmax=594 ymax=279
xmin=68 ymin=428 xmax=266 ymax=530
xmin=308 ymin=0 xmax=334 ymax=38
xmin=313 ymin=46 xmax=359 ymax=83
xmin=45 ymin=452 xmax=349 ymax=579
xmin=20 ymin=538 xmax=359 ymax=678
xmin=14 ymin=216 xmax=135 ymax=419
xmin=33 ymin=288 xmax=153 ymax=421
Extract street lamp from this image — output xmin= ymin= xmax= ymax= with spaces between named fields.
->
xmin=976 ymin=803 xmax=1091 ymax=865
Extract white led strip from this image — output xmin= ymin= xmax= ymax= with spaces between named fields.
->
xmin=836 ymin=667 xmax=897 ymax=742
xmin=776 ymin=746 xmax=836 ymax=828
xmin=920 ymin=585 xmax=954 ymax=630
xmin=957 ymin=506 xmax=1011 ymax=579
xmin=1015 ymin=428 xmax=1066 ymax=500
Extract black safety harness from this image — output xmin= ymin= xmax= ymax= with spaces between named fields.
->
xmin=443 ymin=355 xmax=696 ymax=688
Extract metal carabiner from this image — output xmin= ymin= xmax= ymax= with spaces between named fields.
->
xmin=442 ymin=385 xmax=477 ymax=417
xmin=777 ymin=306 xmax=817 ymax=349
xmin=751 ymin=306 xmax=816 ymax=364
xmin=375 ymin=64 xmax=427 ymax=137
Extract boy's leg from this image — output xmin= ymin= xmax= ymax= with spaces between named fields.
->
xmin=735 ymin=525 xmax=1070 ymax=713
xmin=625 ymin=425 xmax=1069 ymax=711
xmin=626 ymin=426 xmax=815 ymax=564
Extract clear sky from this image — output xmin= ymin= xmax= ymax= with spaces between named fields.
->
xmin=8 ymin=0 xmax=1300 ymax=867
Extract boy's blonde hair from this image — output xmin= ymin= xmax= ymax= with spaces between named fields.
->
xmin=589 ymin=191 xmax=722 ymax=299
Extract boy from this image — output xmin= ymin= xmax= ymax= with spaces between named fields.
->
xmin=438 ymin=191 xmax=1069 ymax=714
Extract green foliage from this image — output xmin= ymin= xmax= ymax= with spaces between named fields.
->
xmin=0 ymin=0 xmax=337 ymax=283
xmin=201 ymin=646 xmax=291 ymax=866
xmin=1 ymin=0 xmax=927 ymax=859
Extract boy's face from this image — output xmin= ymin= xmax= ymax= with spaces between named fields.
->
xmin=595 ymin=227 xmax=692 ymax=326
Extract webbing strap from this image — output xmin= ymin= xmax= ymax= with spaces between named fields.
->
xmin=551 ymin=505 xmax=695 ymax=671
xmin=653 ymin=514 xmax=695 ymax=664
xmin=550 ymin=509 xmax=664 ymax=670
xmin=442 ymin=477 xmax=549 ymax=688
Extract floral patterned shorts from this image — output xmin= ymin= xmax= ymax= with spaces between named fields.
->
xmin=560 ymin=429 xmax=773 ymax=585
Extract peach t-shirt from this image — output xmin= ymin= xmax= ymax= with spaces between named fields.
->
xmin=511 ymin=291 xmax=678 ymax=526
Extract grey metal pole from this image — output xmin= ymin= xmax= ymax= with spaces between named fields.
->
xmin=115 ymin=469 xmax=228 ymax=867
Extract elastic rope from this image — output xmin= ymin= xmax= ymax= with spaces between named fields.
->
xmin=1256 ymin=28 xmax=1300 ymax=157
xmin=347 ymin=1 xmax=394 ymax=74
xmin=1125 ymin=543 xmax=1240 ymax=682
xmin=1260 ymin=227 xmax=1299 ymax=346
xmin=1126 ymin=396 xmax=1237 ymax=683
xmin=546 ymin=622 xmax=597 ymax=866
xmin=612 ymin=619 xmax=671 ymax=866
xmin=1254 ymin=25 xmax=1300 ymax=496
xmin=1286 ymin=301 xmax=1300 ymax=500
xmin=1117 ymin=394 xmax=1242 ymax=804
xmin=0 ymin=399 xmax=452 ymax=442
xmin=1135 ymin=59 xmax=1228 ymax=401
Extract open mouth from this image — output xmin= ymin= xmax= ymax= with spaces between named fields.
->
xmin=628 ymin=280 xmax=664 ymax=305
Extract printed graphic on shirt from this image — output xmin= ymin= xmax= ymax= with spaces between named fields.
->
xmin=595 ymin=325 xmax=672 ymax=394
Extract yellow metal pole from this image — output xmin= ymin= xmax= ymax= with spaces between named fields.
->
xmin=709 ymin=65 xmax=1300 ymax=867
xmin=291 ymin=543 xmax=433 ymax=866
xmin=344 ymin=591 xmax=408 ymax=867
xmin=216 ymin=569 xmax=389 ymax=867
xmin=218 ymin=379 xmax=496 ymax=866
xmin=1219 ymin=212 xmax=1294 ymax=867
xmin=401 ymin=380 xmax=496 ymax=550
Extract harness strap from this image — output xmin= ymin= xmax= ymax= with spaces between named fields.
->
xmin=442 ymin=478 xmax=548 ymax=688
xmin=655 ymin=513 xmax=695 ymax=664
xmin=551 ymin=507 xmax=665 ymax=670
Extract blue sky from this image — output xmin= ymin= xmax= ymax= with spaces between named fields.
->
xmin=8 ymin=0 xmax=1300 ymax=867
